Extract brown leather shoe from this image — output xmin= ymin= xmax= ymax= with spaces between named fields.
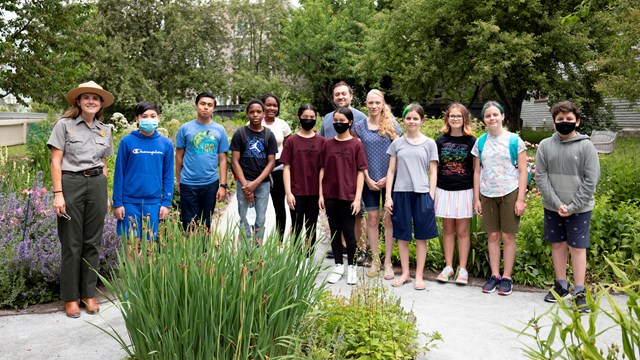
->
xmin=65 ymin=301 xmax=81 ymax=318
xmin=81 ymin=297 xmax=100 ymax=315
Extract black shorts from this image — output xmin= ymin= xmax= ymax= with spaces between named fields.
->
xmin=543 ymin=209 xmax=592 ymax=249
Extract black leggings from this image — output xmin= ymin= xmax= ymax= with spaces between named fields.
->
xmin=290 ymin=195 xmax=320 ymax=251
xmin=270 ymin=169 xmax=286 ymax=241
xmin=325 ymin=198 xmax=356 ymax=265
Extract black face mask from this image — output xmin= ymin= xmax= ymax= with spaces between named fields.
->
xmin=333 ymin=122 xmax=351 ymax=134
xmin=300 ymin=119 xmax=316 ymax=131
xmin=555 ymin=121 xmax=577 ymax=135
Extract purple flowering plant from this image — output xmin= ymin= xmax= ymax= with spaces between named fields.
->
xmin=0 ymin=171 xmax=121 ymax=309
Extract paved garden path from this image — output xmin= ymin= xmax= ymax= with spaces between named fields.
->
xmin=0 ymin=195 xmax=626 ymax=359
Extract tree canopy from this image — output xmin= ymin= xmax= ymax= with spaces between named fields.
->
xmin=0 ymin=0 xmax=95 ymax=106
xmin=1 ymin=0 xmax=638 ymax=126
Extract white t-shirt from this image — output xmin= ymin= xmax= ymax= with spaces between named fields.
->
xmin=262 ymin=117 xmax=292 ymax=162
xmin=471 ymin=130 xmax=525 ymax=197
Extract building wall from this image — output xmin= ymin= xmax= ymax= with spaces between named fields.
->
xmin=521 ymin=100 xmax=640 ymax=133
xmin=0 ymin=113 xmax=47 ymax=146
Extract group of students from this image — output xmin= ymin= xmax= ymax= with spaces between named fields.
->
xmin=49 ymin=80 xmax=598 ymax=318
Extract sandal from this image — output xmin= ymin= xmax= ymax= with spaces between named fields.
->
xmin=391 ymin=278 xmax=411 ymax=287
xmin=414 ymin=281 xmax=427 ymax=291
xmin=383 ymin=264 xmax=395 ymax=280
xmin=366 ymin=259 xmax=380 ymax=278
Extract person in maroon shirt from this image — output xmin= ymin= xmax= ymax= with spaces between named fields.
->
xmin=319 ymin=107 xmax=367 ymax=285
xmin=282 ymin=104 xmax=325 ymax=253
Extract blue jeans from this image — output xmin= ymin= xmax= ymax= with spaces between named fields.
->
xmin=237 ymin=180 xmax=270 ymax=241
xmin=180 ymin=180 xmax=219 ymax=230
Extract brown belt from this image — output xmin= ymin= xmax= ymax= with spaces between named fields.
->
xmin=61 ymin=167 xmax=104 ymax=177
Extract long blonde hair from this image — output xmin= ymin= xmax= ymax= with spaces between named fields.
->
xmin=367 ymin=89 xmax=397 ymax=141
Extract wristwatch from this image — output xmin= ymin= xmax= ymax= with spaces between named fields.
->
xmin=220 ymin=183 xmax=228 ymax=189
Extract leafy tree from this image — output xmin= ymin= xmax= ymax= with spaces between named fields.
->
xmin=0 ymin=1 xmax=95 ymax=106
xmin=567 ymin=0 xmax=640 ymax=103
xmin=279 ymin=0 xmax=377 ymax=111
xmin=359 ymin=0 xmax=604 ymax=131
xmin=226 ymin=0 xmax=289 ymax=102
xmin=88 ymin=0 xmax=228 ymax=112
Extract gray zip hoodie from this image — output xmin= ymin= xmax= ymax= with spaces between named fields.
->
xmin=535 ymin=132 xmax=600 ymax=215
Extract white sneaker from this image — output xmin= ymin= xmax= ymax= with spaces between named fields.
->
xmin=327 ymin=264 xmax=344 ymax=284
xmin=347 ymin=265 xmax=357 ymax=285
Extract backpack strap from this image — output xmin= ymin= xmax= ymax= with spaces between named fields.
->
xmin=509 ymin=132 xmax=519 ymax=168
xmin=476 ymin=132 xmax=489 ymax=165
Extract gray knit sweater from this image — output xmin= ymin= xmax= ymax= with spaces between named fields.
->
xmin=535 ymin=132 xmax=600 ymax=215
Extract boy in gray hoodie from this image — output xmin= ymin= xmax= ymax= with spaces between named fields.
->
xmin=535 ymin=101 xmax=600 ymax=313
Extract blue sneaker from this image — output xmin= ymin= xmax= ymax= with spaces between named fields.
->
xmin=482 ymin=275 xmax=502 ymax=293
xmin=498 ymin=277 xmax=513 ymax=296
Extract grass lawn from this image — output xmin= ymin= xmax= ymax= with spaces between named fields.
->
xmin=5 ymin=144 xmax=28 ymax=159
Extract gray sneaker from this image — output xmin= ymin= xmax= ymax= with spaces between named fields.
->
xmin=544 ymin=281 xmax=572 ymax=303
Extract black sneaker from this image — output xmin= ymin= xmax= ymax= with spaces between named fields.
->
xmin=326 ymin=248 xmax=335 ymax=259
xmin=574 ymin=290 xmax=590 ymax=313
xmin=544 ymin=281 xmax=571 ymax=303
xmin=355 ymin=248 xmax=368 ymax=266
xmin=498 ymin=277 xmax=513 ymax=296
xmin=482 ymin=275 xmax=502 ymax=293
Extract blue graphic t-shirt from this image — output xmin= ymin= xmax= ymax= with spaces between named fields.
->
xmin=230 ymin=126 xmax=278 ymax=182
xmin=176 ymin=119 xmax=229 ymax=185
xmin=435 ymin=134 xmax=476 ymax=191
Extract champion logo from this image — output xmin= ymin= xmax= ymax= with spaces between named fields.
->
xmin=132 ymin=149 xmax=163 ymax=155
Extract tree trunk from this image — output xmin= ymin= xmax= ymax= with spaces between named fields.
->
xmin=492 ymin=76 xmax=525 ymax=132
xmin=509 ymin=92 xmax=525 ymax=133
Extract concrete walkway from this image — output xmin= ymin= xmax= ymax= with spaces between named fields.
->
xmin=0 ymin=195 xmax=626 ymax=359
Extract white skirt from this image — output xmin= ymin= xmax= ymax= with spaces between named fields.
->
xmin=434 ymin=188 xmax=474 ymax=219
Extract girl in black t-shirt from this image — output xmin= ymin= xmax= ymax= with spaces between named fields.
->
xmin=434 ymin=103 xmax=476 ymax=285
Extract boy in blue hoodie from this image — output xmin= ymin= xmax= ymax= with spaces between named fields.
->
xmin=535 ymin=101 xmax=600 ymax=313
xmin=113 ymin=101 xmax=174 ymax=240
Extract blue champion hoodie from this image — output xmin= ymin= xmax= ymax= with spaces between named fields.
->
xmin=112 ymin=130 xmax=174 ymax=207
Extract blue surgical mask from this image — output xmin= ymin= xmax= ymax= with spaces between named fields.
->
xmin=139 ymin=118 xmax=159 ymax=132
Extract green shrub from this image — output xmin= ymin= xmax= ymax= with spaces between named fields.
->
xmin=26 ymin=120 xmax=54 ymax=188
xmin=597 ymin=137 xmax=640 ymax=205
xmin=520 ymin=129 xmax=554 ymax=144
xmin=514 ymin=259 xmax=639 ymax=359
xmin=161 ymin=101 xmax=197 ymax=123
xmin=298 ymin=280 xmax=441 ymax=359
xmin=100 ymin=221 xmax=323 ymax=359
xmin=513 ymin=194 xmax=554 ymax=287
xmin=514 ymin=193 xmax=640 ymax=288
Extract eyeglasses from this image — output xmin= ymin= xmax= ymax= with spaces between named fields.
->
xmin=449 ymin=115 xmax=463 ymax=120
xmin=58 ymin=213 xmax=71 ymax=221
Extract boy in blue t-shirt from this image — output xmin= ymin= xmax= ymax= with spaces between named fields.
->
xmin=175 ymin=92 xmax=229 ymax=230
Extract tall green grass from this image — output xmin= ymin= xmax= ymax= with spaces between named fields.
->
xmin=99 ymin=218 xmax=325 ymax=359
xmin=513 ymin=258 xmax=639 ymax=359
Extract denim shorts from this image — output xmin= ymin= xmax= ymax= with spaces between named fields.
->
xmin=544 ymin=209 xmax=592 ymax=249
xmin=362 ymin=186 xmax=387 ymax=211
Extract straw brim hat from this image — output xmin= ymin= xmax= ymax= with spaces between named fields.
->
xmin=65 ymin=81 xmax=114 ymax=108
